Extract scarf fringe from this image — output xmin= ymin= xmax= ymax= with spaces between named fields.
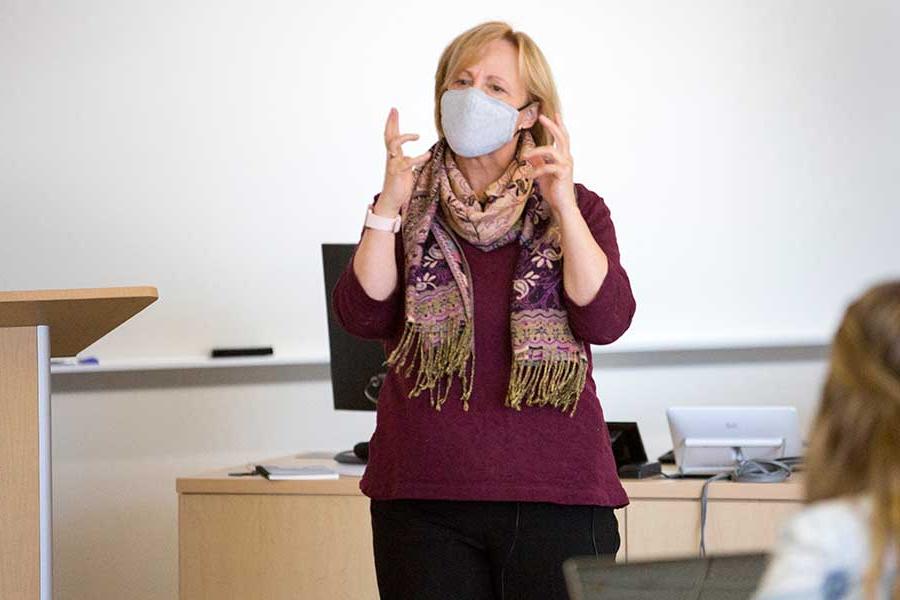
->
xmin=506 ymin=355 xmax=588 ymax=417
xmin=386 ymin=318 xmax=475 ymax=412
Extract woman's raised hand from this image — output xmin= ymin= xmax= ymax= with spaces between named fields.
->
xmin=522 ymin=112 xmax=578 ymax=215
xmin=378 ymin=107 xmax=432 ymax=216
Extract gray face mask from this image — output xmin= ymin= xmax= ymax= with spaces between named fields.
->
xmin=440 ymin=87 xmax=531 ymax=158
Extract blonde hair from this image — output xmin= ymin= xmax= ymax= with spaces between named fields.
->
xmin=433 ymin=21 xmax=561 ymax=148
xmin=805 ymin=281 xmax=900 ymax=599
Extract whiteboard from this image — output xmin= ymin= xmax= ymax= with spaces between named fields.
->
xmin=2 ymin=0 xmax=898 ymax=362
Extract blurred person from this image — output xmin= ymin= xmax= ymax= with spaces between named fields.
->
xmin=755 ymin=281 xmax=900 ymax=600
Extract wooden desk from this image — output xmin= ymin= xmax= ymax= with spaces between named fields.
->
xmin=177 ymin=456 xmax=804 ymax=600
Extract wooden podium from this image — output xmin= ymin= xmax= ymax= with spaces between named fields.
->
xmin=0 ymin=286 xmax=158 ymax=600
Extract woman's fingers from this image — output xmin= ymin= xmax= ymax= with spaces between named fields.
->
xmin=531 ymin=163 xmax=564 ymax=180
xmin=538 ymin=113 xmax=569 ymax=154
xmin=555 ymin=112 xmax=569 ymax=138
xmin=379 ymin=108 xmax=429 ymax=210
xmin=384 ymin=107 xmax=398 ymax=142
xmin=387 ymin=133 xmax=420 ymax=157
xmin=383 ymin=107 xmax=406 ymax=152
xmin=522 ymin=144 xmax=567 ymax=166
xmin=390 ymin=150 xmax=431 ymax=173
xmin=387 ymin=150 xmax=431 ymax=175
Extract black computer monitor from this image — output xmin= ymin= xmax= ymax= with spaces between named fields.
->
xmin=607 ymin=422 xmax=649 ymax=466
xmin=321 ymin=243 xmax=387 ymax=413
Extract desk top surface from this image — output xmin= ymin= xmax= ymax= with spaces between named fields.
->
xmin=176 ymin=454 xmax=805 ymax=502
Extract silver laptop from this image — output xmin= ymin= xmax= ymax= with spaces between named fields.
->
xmin=667 ymin=406 xmax=802 ymax=476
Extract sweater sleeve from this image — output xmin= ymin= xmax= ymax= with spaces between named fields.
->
xmin=329 ymin=193 xmax=404 ymax=341
xmin=561 ymin=183 xmax=636 ymax=345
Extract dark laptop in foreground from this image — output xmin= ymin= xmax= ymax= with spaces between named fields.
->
xmin=564 ymin=552 xmax=769 ymax=600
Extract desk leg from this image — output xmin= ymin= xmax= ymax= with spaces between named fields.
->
xmin=0 ymin=325 xmax=52 ymax=600
xmin=38 ymin=326 xmax=52 ymax=599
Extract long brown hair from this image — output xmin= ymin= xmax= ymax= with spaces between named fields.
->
xmin=805 ymin=281 xmax=900 ymax=598
xmin=432 ymin=21 xmax=562 ymax=148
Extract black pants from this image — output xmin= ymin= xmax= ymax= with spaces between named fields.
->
xmin=370 ymin=498 xmax=619 ymax=600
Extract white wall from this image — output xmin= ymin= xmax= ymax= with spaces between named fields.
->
xmin=2 ymin=0 xmax=898 ymax=359
xmin=50 ymin=353 xmax=827 ymax=600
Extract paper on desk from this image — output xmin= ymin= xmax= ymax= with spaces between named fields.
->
xmin=332 ymin=463 xmax=366 ymax=477
xmin=287 ymin=453 xmax=367 ymax=477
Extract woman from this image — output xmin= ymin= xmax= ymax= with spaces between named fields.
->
xmin=332 ymin=21 xmax=636 ymax=600
xmin=754 ymin=282 xmax=900 ymax=600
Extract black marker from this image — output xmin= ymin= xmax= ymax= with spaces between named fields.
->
xmin=210 ymin=347 xmax=274 ymax=358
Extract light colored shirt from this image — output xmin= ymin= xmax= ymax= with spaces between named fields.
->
xmin=754 ymin=495 xmax=897 ymax=600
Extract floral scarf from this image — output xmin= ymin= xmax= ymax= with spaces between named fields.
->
xmin=386 ymin=130 xmax=588 ymax=415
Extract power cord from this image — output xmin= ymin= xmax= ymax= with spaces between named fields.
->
xmin=697 ymin=449 xmax=797 ymax=557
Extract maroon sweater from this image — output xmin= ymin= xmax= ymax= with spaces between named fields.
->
xmin=331 ymin=183 xmax=636 ymax=507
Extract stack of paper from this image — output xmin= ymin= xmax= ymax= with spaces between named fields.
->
xmin=256 ymin=465 xmax=339 ymax=480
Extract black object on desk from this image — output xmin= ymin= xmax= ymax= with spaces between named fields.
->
xmin=658 ymin=449 xmax=676 ymax=464
xmin=617 ymin=461 xmax=662 ymax=479
xmin=333 ymin=442 xmax=369 ymax=465
xmin=228 ymin=466 xmax=262 ymax=477
xmin=607 ymin=422 xmax=662 ymax=479
xmin=211 ymin=347 xmax=274 ymax=358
